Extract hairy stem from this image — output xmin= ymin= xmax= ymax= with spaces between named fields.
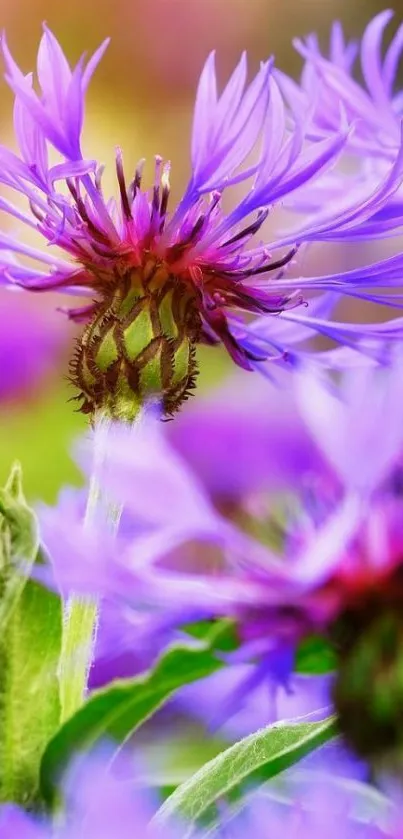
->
xmin=58 ymin=415 xmax=122 ymax=723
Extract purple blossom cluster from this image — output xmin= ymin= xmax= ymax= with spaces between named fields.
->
xmin=4 ymin=9 xmax=403 ymax=839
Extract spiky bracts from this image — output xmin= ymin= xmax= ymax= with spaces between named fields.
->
xmin=71 ymin=263 xmax=200 ymax=419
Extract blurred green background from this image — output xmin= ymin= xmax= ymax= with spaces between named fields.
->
xmin=0 ymin=0 xmax=401 ymax=502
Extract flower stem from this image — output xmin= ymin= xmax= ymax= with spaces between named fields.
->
xmin=58 ymin=415 xmax=122 ymax=723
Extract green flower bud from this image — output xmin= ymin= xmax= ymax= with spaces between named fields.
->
xmin=71 ymin=263 xmax=201 ymax=420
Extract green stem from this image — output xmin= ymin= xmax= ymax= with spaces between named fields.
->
xmin=58 ymin=415 xmax=122 ymax=723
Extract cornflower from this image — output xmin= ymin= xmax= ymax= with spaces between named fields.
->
xmin=2 ymin=26 xmax=403 ymax=417
xmin=272 ymin=10 xmax=403 ymax=247
xmin=39 ymin=355 xmax=403 ymax=766
xmin=169 ymin=359 xmax=403 ymax=766
xmin=235 ymin=11 xmax=403 ymax=370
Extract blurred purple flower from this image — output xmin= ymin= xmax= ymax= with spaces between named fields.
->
xmin=36 ymin=352 xmax=403 ymax=709
xmin=37 ymin=416 xmax=232 ymax=686
xmin=124 ymin=361 xmax=403 ymax=656
xmin=0 ymin=805 xmax=44 ymax=839
xmin=0 ymin=747 xmax=183 ymax=839
xmin=153 ymin=355 xmax=403 ymax=634
xmin=220 ymin=777 xmax=395 ymax=839
xmin=273 ymin=11 xmax=403 ymax=265
xmin=0 ymin=745 xmax=397 ymax=838
xmin=169 ymin=357 xmax=403 ymax=748
xmin=166 ymin=370 xmax=330 ymax=502
xmin=31 ymin=356 xmax=398 ymax=734
xmin=39 ymin=415 xmax=228 ymax=600
xmin=178 ymin=664 xmax=333 ymax=738
xmin=0 ymin=24 xmax=403 ymax=412
xmin=284 ymin=11 xmax=402 ymax=158
xmin=0 ymin=289 xmax=66 ymax=402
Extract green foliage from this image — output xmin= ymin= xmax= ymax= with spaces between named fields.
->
xmin=0 ymin=464 xmax=61 ymax=806
xmin=155 ymin=715 xmax=337 ymax=828
xmin=0 ymin=463 xmax=39 ymax=628
xmin=0 ymin=352 xmax=227 ymax=502
xmin=0 ymin=383 xmax=84 ymax=503
xmin=40 ymin=626 xmax=228 ymax=806
xmin=296 ymin=634 xmax=337 ymax=674
xmin=181 ymin=618 xmax=237 ymax=651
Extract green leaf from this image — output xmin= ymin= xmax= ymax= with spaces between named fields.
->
xmin=0 ymin=462 xmax=39 ymax=630
xmin=181 ymin=618 xmax=237 ymax=652
xmin=154 ymin=715 xmax=337 ymax=828
xmin=0 ymin=462 xmax=61 ymax=806
xmin=0 ymin=580 xmax=62 ymax=807
xmin=40 ymin=629 xmax=226 ymax=806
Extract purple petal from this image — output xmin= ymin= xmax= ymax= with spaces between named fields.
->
xmin=168 ymin=371 xmax=329 ymax=499
xmin=37 ymin=25 xmax=72 ymax=118
xmin=295 ymin=360 xmax=403 ymax=493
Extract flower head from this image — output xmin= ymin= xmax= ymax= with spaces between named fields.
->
xmin=51 ymin=360 xmax=403 ymax=759
xmin=164 ymin=359 xmax=403 ymax=764
xmin=2 ymin=26 xmax=403 ymax=418
xmin=35 ymin=358 xmax=403 ymax=718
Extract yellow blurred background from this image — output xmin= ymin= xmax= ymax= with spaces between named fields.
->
xmin=0 ymin=0 xmax=401 ymax=501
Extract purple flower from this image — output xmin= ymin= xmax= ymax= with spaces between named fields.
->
xmin=161 ymin=356 xmax=403 ymax=631
xmin=2 ymin=25 xmax=109 ymax=161
xmin=0 ymin=746 xmax=396 ymax=838
xmin=218 ymin=777 xmax=395 ymax=839
xmin=36 ymin=355 xmax=403 ymax=687
xmin=37 ymin=416 xmax=231 ymax=686
xmin=0 ymin=289 xmax=67 ymax=402
xmin=228 ymin=11 xmax=403 ymax=372
xmin=272 ymin=12 xmax=403 ymax=254
xmin=1 ymin=26 xmax=403 ymax=417
xmin=178 ymin=664 xmax=333 ymax=738
xmin=284 ymin=11 xmax=402 ymax=158
xmin=0 ymin=805 xmax=44 ymax=839
xmin=0 ymin=748 xmax=184 ymax=839
xmin=167 ymin=357 xmax=403 ymax=763
xmin=40 ymin=354 xmax=403 ymax=749
xmin=166 ymin=369 xmax=330 ymax=502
